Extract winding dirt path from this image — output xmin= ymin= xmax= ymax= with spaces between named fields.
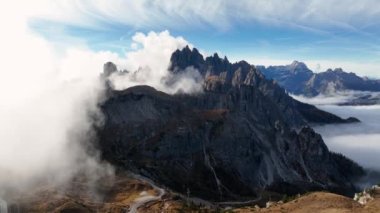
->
xmin=128 ymin=174 xmax=165 ymax=213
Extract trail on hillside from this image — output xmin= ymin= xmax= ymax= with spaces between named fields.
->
xmin=128 ymin=174 xmax=165 ymax=213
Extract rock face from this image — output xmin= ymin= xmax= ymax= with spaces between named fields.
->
xmin=103 ymin=61 xmax=117 ymax=77
xmin=169 ymin=46 xmax=358 ymax=126
xmin=258 ymin=61 xmax=380 ymax=97
xmin=97 ymin=47 xmax=364 ymax=202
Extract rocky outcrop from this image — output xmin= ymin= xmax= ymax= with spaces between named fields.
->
xmin=103 ymin=61 xmax=117 ymax=77
xmin=169 ymin=47 xmax=358 ymax=126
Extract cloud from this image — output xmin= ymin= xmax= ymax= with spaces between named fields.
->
xmin=234 ymin=0 xmax=380 ymax=34
xmin=109 ymin=30 xmax=204 ymax=94
xmin=29 ymin=0 xmax=380 ymax=33
xmin=30 ymin=0 xmax=229 ymax=30
xmin=125 ymin=31 xmax=189 ymax=72
xmin=23 ymin=0 xmax=380 ymax=78
xmin=0 ymin=0 xmax=202 ymax=199
xmin=294 ymin=95 xmax=380 ymax=187
xmin=314 ymin=105 xmax=380 ymax=172
xmin=292 ymin=91 xmax=380 ymax=106
xmin=0 ymin=4 xmax=117 ymax=197
xmin=295 ymin=95 xmax=380 ymax=173
xmin=291 ymin=94 xmax=353 ymax=106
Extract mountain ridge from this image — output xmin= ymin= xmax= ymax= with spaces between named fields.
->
xmin=169 ymin=46 xmax=358 ymax=125
xmin=96 ymin=47 xmax=365 ymax=203
xmin=258 ymin=61 xmax=380 ymax=97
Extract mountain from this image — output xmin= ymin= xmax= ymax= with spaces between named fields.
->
xmin=96 ymin=47 xmax=364 ymax=203
xmin=256 ymin=61 xmax=314 ymax=95
xmin=169 ymin=47 xmax=358 ymax=125
xmin=258 ymin=61 xmax=380 ymax=98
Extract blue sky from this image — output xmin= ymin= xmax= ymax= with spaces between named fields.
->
xmin=27 ymin=0 xmax=380 ymax=77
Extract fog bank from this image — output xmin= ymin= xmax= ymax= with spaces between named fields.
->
xmin=313 ymin=105 xmax=380 ymax=171
xmin=0 ymin=0 xmax=201 ymax=200
xmin=291 ymin=91 xmax=380 ymax=106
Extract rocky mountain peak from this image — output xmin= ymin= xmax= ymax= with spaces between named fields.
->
xmin=259 ymin=61 xmax=314 ymax=95
xmin=288 ymin=60 xmax=310 ymax=73
xmin=326 ymin=68 xmax=345 ymax=74
xmin=169 ymin=46 xmax=205 ymax=73
xmin=183 ymin=44 xmax=191 ymax=52
xmin=103 ymin=61 xmax=117 ymax=77
xmin=223 ymin=56 xmax=229 ymax=62
xmin=334 ymin=68 xmax=344 ymax=73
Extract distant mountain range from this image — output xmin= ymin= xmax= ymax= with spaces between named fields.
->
xmin=98 ymin=46 xmax=364 ymax=203
xmin=258 ymin=61 xmax=380 ymax=104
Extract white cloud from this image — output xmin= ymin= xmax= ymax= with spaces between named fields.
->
xmin=292 ymin=95 xmax=380 ymax=173
xmin=124 ymin=31 xmax=189 ymax=73
xmin=291 ymin=94 xmax=354 ymax=106
xmin=28 ymin=0 xmax=380 ymax=32
xmin=0 ymin=4 xmax=117 ymax=196
xmin=0 ymin=0 xmax=202 ymax=198
xmin=314 ymin=105 xmax=380 ymax=172
xmin=13 ymin=0 xmax=380 ymax=78
xmin=291 ymin=95 xmax=380 ymax=177
xmin=109 ymin=30 xmax=204 ymax=94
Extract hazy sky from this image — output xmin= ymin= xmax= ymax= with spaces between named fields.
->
xmin=25 ymin=0 xmax=380 ymax=77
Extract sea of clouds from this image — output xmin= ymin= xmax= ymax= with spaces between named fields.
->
xmin=315 ymin=105 xmax=380 ymax=171
xmin=293 ymin=95 xmax=380 ymax=172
